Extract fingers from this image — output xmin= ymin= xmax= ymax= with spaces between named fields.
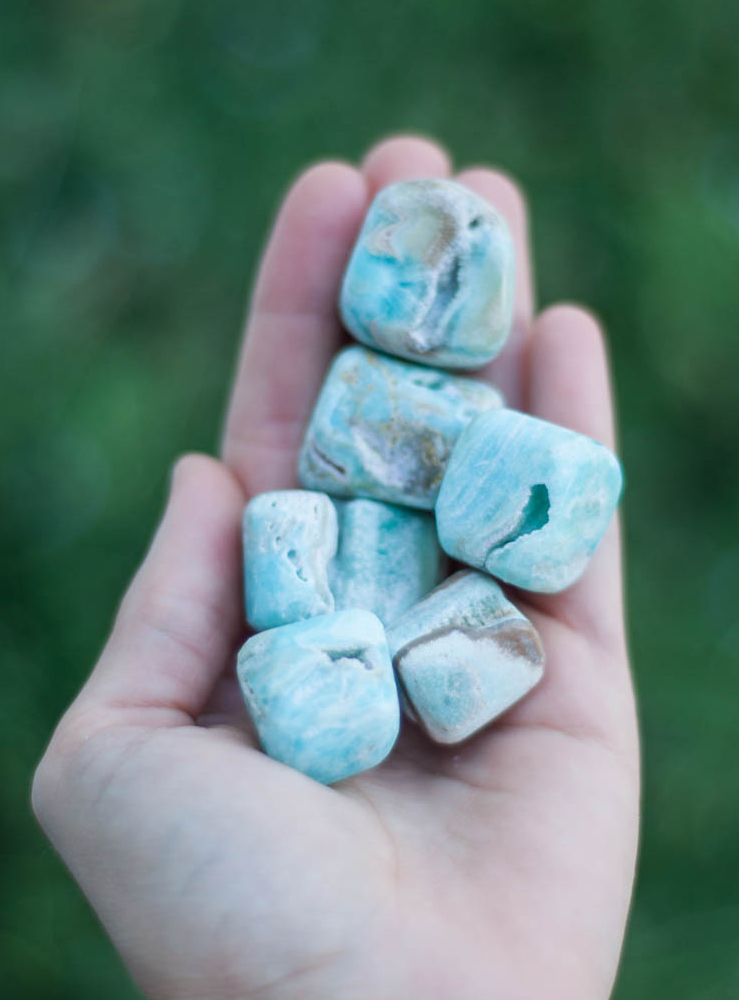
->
xmin=78 ymin=455 xmax=247 ymax=726
xmin=361 ymin=134 xmax=451 ymax=192
xmin=222 ymin=162 xmax=368 ymax=496
xmin=524 ymin=305 xmax=625 ymax=650
xmin=455 ymin=168 xmax=534 ymax=406
xmin=527 ymin=304 xmax=616 ymax=448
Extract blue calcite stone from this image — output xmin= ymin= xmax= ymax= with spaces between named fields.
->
xmin=237 ymin=609 xmax=400 ymax=784
xmin=386 ymin=571 xmax=544 ymax=744
xmin=436 ymin=409 xmax=623 ymax=593
xmin=330 ymin=498 xmax=445 ymax=626
xmin=340 ymin=179 xmax=515 ymax=369
xmin=243 ymin=491 xmax=338 ymax=631
xmin=298 ymin=345 xmax=503 ymax=509
xmin=244 ymin=490 xmax=444 ymax=630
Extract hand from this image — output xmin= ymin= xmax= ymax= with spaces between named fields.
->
xmin=33 ymin=136 xmax=639 ymax=1000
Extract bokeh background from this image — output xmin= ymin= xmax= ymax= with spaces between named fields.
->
xmin=3 ymin=0 xmax=739 ymax=995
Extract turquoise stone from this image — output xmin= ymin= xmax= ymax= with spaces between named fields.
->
xmin=386 ymin=570 xmax=544 ymax=744
xmin=244 ymin=490 xmax=443 ymax=630
xmin=340 ymin=179 xmax=515 ymax=369
xmin=298 ymin=345 xmax=503 ymax=509
xmin=330 ymin=498 xmax=445 ymax=626
xmin=237 ymin=609 xmax=400 ymax=784
xmin=243 ymin=490 xmax=337 ymax=631
xmin=436 ymin=409 xmax=623 ymax=592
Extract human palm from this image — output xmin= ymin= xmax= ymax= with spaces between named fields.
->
xmin=33 ymin=137 xmax=639 ymax=1000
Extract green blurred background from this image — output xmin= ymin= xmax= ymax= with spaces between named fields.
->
xmin=3 ymin=0 xmax=739 ymax=995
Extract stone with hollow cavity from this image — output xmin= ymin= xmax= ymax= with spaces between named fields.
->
xmin=435 ymin=408 xmax=623 ymax=592
xmin=340 ymin=179 xmax=515 ymax=369
xmin=237 ymin=609 xmax=400 ymax=784
xmin=387 ymin=570 xmax=544 ymax=744
xmin=298 ymin=345 xmax=503 ymax=509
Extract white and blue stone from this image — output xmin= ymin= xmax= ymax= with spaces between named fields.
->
xmin=298 ymin=345 xmax=503 ymax=509
xmin=237 ymin=609 xmax=400 ymax=784
xmin=436 ymin=409 xmax=623 ymax=592
xmin=340 ymin=179 xmax=515 ymax=369
xmin=243 ymin=490 xmax=444 ymax=630
xmin=330 ymin=497 xmax=445 ymax=626
xmin=386 ymin=570 xmax=544 ymax=744
xmin=243 ymin=490 xmax=338 ymax=632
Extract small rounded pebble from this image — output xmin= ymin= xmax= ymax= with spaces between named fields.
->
xmin=436 ymin=408 xmax=623 ymax=592
xmin=243 ymin=490 xmax=337 ymax=631
xmin=298 ymin=345 xmax=503 ymax=509
xmin=330 ymin=497 xmax=445 ymax=625
xmin=340 ymin=179 xmax=515 ymax=369
xmin=237 ymin=609 xmax=400 ymax=784
xmin=387 ymin=571 xmax=544 ymax=744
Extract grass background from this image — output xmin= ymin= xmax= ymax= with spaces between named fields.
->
xmin=3 ymin=0 xmax=739 ymax=995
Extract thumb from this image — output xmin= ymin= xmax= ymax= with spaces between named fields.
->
xmin=78 ymin=453 xmax=246 ymax=728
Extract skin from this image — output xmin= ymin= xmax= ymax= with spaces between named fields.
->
xmin=32 ymin=136 xmax=640 ymax=1000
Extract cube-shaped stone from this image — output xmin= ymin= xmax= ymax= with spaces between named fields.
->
xmin=243 ymin=490 xmax=338 ymax=632
xmin=436 ymin=409 xmax=623 ymax=592
xmin=237 ymin=610 xmax=400 ymax=784
xmin=330 ymin=497 xmax=445 ymax=626
xmin=340 ymin=179 xmax=515 ymax=369
xmin=387 ymin=571 xmax=544 ymax=744
xmin=298 ymin=346 xmax=503 ymax=509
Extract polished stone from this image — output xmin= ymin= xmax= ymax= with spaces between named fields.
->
xmin=330 ymin=498 xmax=444 ymax=626
xmin=298 ymin=345 xmax=503 ymax=509
xmin=340 ymin=179 xmax=515 ymax=369
xmin=237 ymin=609 xmax=400 ymax=784
xmin=387 ymin=570 xmax=544 ymax=744
xmin=243 ymin=490 xmax=338 ymax=631
xmin=244 ymin=491 xmax=443 ymax=629
xmin=436 ymin=408 xmax=623 ymax=592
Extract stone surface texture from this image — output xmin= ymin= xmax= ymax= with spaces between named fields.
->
xmin=243 ymin=490 xmax=338 ymax=632
xmin=340 ymin=179 xmax=515 ymax=369
xmin=298 ymin=345 xmax=503 ymax=509
xmin=330 ymin=497 xmax=444 ymax=625
xmin=244 ymin=491 xmax=444 ymax=630
xmin=436 ymin=408 xmax=623 ymax=592
xmin=237 ymin=609 xmax=400 ymax=784
xmin=387 ymin=570 xmax=544 ymax=744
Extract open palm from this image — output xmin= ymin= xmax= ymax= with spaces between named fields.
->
xmin=33 ymin=136 xmax=639 ymax=1000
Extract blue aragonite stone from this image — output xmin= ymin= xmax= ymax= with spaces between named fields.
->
xmin=237 ymin=609 xmax=400 ymax=784
xmin=436 ymin=409 xmax=623 ymax=593
xmin=244 ymin=490 xmax=444 ymax=630
xmin=243 ymin=491 xmax=338 ymax=631
xmin=340 ymin=179 xmax=515 ymax=369
xmin=298 ymin=345 xmax=503 ymax=509
xmin=330 ymin=498 xmax=445 ymax=626
xmin=386 ymin=571 xmax=544 ymax=744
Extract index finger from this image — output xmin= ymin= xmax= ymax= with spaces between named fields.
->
xmin=221 ymin=137 xmax=453 ymax=496
xmin=221 ymin=162 xmax=367 ymax=496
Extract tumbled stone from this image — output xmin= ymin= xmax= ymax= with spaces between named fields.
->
xmin=436 ymin=408 xmax=623 ymax=592
xmin=330 ymin=498 xmax=445 ymax=626
xmin=340 ymin=179 xmax=515 ymax=369
xmin=244 ymin=490 xmax=444 ymax=630
xmin=298 ymin=345 xmax=503 ymax=509
xmin=237 ymin=609 xmax=400 ymax=784
xmin=243 ymin=490 xmax=338 ymax=631
xmin=386 ymin=570 xmax=544 ymax=744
